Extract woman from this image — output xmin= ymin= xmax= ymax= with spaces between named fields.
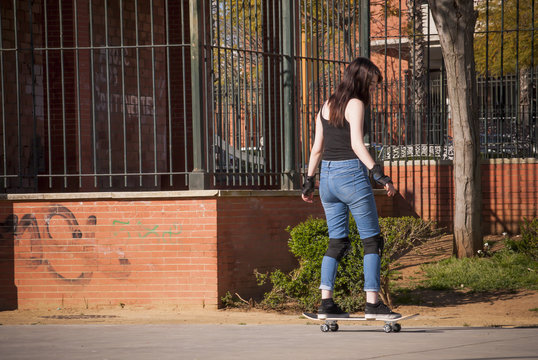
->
xmin=301 ymin=57 xmax=401 ymax=320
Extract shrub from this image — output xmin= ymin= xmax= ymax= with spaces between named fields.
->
xmin=505 ymin=218 xmax=538 ymax=260
xmin=256 ymin=216 xmax=441 ymax=313
xmin=418 ymin=218 xmax=538 ymax=292
xmin=419 ymin=251 xmax=538 ymax=292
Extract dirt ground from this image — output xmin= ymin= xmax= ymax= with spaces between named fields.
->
xmin=1 ymin=235 xmax=537 ymax=328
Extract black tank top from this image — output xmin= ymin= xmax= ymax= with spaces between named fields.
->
xmin=320 ymin=108 xmax=357 ymax=161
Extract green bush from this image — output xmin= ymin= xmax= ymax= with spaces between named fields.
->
xmin=255 ymin=216 xmax=440 ymax=313
xmin=505 ymin=218 xmax=538 ymax=260
xmin=417 ymin=218 xmax=538 ymax=292
xmin=419 ymin=250 xmax=538 ymax=292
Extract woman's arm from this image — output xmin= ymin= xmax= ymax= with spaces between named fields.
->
xmin=306 ymin=112 xmax=324 ymax=177
xmin=302 ymin=112 xmax=324 ymax=203
xmin=346 ymin=98 xmax=396 ymax=197
xmin=346 ymin=98 xmax=376 ymax=169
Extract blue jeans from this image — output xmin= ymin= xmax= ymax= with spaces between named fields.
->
xmin=319 ymin=159 xmax=381 ymax=292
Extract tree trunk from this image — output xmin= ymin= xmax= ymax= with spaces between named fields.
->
xmin=407 ymin=0 xmax=426 ymax=144
xmin=519 ymin=67 xmax=532 ymax=157
xmin=427 ymin=0 xmax=482 ymax=257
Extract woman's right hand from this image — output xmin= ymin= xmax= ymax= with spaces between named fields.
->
xmin=384 ymin=182 xmax=396 ymax=197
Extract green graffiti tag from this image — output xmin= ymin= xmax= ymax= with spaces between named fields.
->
xmin=112 ymin=220 xmax=182 ymax=243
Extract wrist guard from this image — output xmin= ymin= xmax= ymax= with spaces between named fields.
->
xmin=370 ymin=164 xmax=392 ymax=186
xmin=302 ymin=175 xmax=316 ymax=196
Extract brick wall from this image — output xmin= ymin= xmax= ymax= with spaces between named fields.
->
xmin=0 ymin=194 xmax=219 ymax=310
xmin=3 ymin=190 xmax=376 ymax=310
xmin=1 ymin=159 xmax=536 ymax=310
xmin=387 ymin=159 xmax=537 ymax=234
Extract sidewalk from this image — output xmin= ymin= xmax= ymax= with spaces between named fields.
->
xmin=1 ymin=324 xmax=537 ymax=360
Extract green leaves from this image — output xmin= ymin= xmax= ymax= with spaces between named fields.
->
xmin=257 ymin=216 xmax=440 ymax=312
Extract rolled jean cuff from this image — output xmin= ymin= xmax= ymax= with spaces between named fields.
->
xmin=363 ymin=288 xmax=380 ymax=292
xmin=319 ymin=284 xmax=333 ymax=291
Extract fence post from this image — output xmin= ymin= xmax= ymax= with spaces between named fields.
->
xmin=359 ymin=0 xmax=375 ymax=155
xmin=281 ymin=0 xmax=298 ymax=190
xmin=189 ymin=0 xmax=209 ymax=189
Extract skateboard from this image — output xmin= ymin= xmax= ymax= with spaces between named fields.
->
xmin=302 ymin=312 xmax=419 ymax=333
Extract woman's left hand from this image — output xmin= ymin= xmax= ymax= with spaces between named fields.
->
xmin=302 ymin=193 xmax=314 ymax=203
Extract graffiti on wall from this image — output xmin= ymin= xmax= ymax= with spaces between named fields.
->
xmin=1 ymin=205 xmax=124 ymax=285
xmin=0 ymin=204 xmax=184 ymax=286
xmin=112 ymin=220 xmax=182 ymax=243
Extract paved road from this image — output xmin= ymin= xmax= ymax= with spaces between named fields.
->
xmin=1 ymin=324 xmax=537 ymax=359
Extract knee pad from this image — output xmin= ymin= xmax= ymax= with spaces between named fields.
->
xmin=325 ymin=237 xmax=351 ymax=262
xmin=363 ymin=235 xmax=384 ymax=256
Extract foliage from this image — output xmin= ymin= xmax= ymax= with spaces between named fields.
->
xmin=378 ymin=216 xmax=443 ymax=304
xmin=504 ymin=218 xmax=538 ymax=260
xmin=474 ymin=0 xmax=538 ymax=76
xmin=419 ymin=250 xmax=538 ymax=292
xmin=419 ymin=218 xmax=538 ymax=292
xmin=255 ymin=216 xmax=440 ymax=313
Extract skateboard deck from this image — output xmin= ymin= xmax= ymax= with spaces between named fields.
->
xmin=302 ymin=312 xmax=419 ymax=333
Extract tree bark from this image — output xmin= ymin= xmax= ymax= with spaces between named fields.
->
xmin=407 ymin=0 xmax=426 ymax=144
xmin=427 ymin=0 xmax=482 ymax=257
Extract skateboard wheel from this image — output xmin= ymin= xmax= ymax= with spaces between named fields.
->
xmin=383 ymin=324 xmax=392 ymax=333
xmin=392 ymin=323 xmax=401 ymax=332
xmin=321 ymin=324 xmax=330 ymax=332
xmin=329 ymin=323 xmax=339 ymax=332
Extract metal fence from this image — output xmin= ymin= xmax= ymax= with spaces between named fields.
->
xmin=1 ymin=0 xmax=536 ymax=193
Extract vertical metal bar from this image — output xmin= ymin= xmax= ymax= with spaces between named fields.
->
xmin=246 ymin=1 xmax=253 ymax=183
xmin=282 ymin=0 xmax=295 ymax=189
xmin=484 ymin=0 xmax=489 ymax=158
xmin=13 ymin=0 xmax=21 ymax=188
xmin=0 ymin=5 xmax=6 ymax=188
xmin=189 ymin=0 xmax=207 ymax=189
xmin=254 ymin=0 xmax=261 ymax=183
xmin=267 ymin=0 xmax=274 ymax=185
xmin=180 ymin=0 xmax=188 ymax=185
xmin=28 ymin=0 xmax=37 ymax=191
xmin=359 ymin=0 xmax=370 ymax=57
xmin=120 ymin=0 xmax=127 ymax=187
xmin=235 ymin=0 xmax=240 ymax=184
xmin=150 ymin=0 xmax=157 ymax=186
xmin=500 ymin=0 xmax=505 ymax=158
xmin=360 ymin=0 xmax=370 ymax=144
xmin=223 ymin=0 xmax=230 ymax=184
xmin=231 ymin=0 xmax=237 ymax=185
xmin=212 ymin=1 xmax=220 ymax=184
xmin=398 ymin=0 xmax=402 ymax=152
xmin=324 ymin=2 xmax=330 ymax=96
xmin=202 ymin=2 xmax=211 ymax=184
xmin=74 ymin=0 xmax=82 ymax=187
xmin=529 ymin=1 xmax=538 ymax=158
xmin=510 ymin=0 xmax=516 ymax=157
xmin=237 ymin=0 xmax=243 ymax=183
xmin=104 ymin=0 xmax=112 ymax=186
xmin=383 ymin=0 xmax=388 ymax=155
xmin=89 ymin=0 xmax=97 ymax=187
xmin=278 ymin=1 xmax=284 ymax=182
xmin=59 ymin=0 xmax=67 ymax=188
xmin=165 ymin=0 xmax=172 ymax=186
xmin=135 ymin=0 xmax=142 ymax=186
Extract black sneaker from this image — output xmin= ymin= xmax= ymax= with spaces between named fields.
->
xmin=364 ymin=301 xmax=401 ymax=320
xmin=317 ymin=298 xmax=349 ymax=319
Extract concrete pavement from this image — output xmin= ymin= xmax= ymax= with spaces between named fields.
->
xmin=1 ymin=324 xmax=537 ymax=359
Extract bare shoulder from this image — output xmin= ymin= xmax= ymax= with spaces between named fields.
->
xmin=346 ymin=98 xmax=365 ymax=111
xmin=345 ymin=98 xmax=365 ymax=121
xmin=320 ymin=100 xmax=330 ymax=119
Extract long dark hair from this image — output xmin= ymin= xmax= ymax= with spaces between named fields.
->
xmin=327 ymin=57 xmax=382 ymax=127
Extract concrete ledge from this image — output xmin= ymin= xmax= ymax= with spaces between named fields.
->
xmin=385 ymin=158 xmax=537 ymax=166
xmin=0 ymin=189 xmax=389 ymax=201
